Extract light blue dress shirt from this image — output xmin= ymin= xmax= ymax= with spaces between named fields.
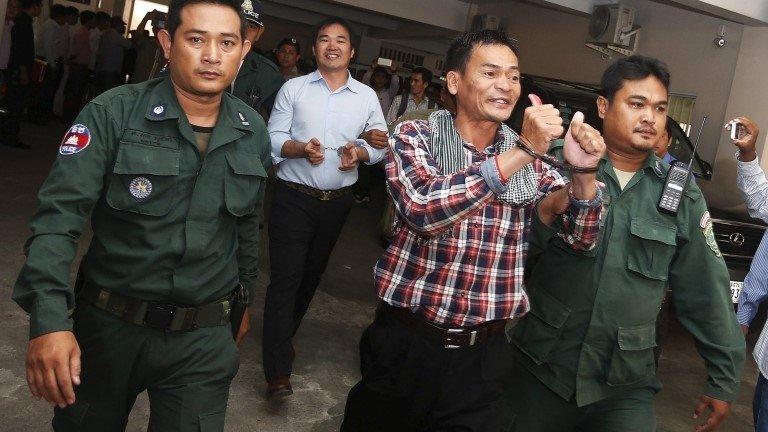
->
xmin=267 ymin=70 xmax=387 ymax=190
xmin=735 ymin=156 xmax=768 ymax=379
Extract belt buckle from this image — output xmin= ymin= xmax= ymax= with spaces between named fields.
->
xmin=444 ymin=328 xmax=477 ymax=349
xmin=144 ymin=302 xmax=176 ymax=331
xmin=320 ymin=190 xmax=331 ymax=201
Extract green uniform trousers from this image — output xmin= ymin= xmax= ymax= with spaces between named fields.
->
xmin=52 ymin=303 xmax=239 ymax=432
xmin=507 ymin=364 xmax=656 ymax=432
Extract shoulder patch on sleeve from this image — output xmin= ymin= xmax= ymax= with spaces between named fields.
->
xmin=701 ymin=212 xmax=722 ymax=257
xmin=59 ymin=124 xmax=92 ymax=155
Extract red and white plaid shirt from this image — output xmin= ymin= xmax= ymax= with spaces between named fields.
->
xmin=375 ymin=120 xmax=602 ymax=327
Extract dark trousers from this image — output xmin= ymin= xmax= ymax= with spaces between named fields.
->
xmin=95 ymin=71 xmax=124 ymax=95
xmin=0 ymin=69 xmax=32 ymax=145
xmin=53 ymin=303 xmax=239 ymax=432
xmin=506 ymin=365 xmax=656 ymax=432
xmin=755 ymin=372 xmax=768 ymax=432
xmin=63 ymin=65 xmax=90 ymax=123
xmin=262 ymin=181 xmax=353 ymax=381
xmin=37 ymin=63 xmax=64 ymax=118
xmin=341 ymin=304 xmax=517 ymax=432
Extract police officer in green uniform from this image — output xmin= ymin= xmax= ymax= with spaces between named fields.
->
xmin=12 ymin=0 xmax=270 ymax=430
xmin=508 ymin=56 xmax=745 ymax=431
xmin=231 ymin=0 xmax=284 ymax=120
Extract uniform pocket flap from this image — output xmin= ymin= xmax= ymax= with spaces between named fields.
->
xmin=114 ymin=143 xmax=180 ymax=175
xmin=617 ymin=323 xmax=657 ymax=351
xmin=528 ymin=289 xmax=571 ymax=329
xmin=630 ymin=219 xmax=677 ymax=245
xmin=226 ymin=152 xmax=267 ymax=177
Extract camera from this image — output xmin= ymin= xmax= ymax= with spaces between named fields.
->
xmin=151 ymin=11 xmax=168 ymax=30
xmin=713 ymin=36 xmax=726 ymax=48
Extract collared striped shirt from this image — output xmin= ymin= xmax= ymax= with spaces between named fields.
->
xmin=375 ymin=119 xmax=602 ymax=327
xmin=736 ymin=156 xmax=768 ymax=377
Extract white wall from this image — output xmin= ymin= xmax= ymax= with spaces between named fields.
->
xmin=477 ymin=0 xmax=744 ymax=183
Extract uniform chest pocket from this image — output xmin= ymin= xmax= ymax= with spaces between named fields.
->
xmin=606 ymin=322 xmax=657 ymax=386
xmin=106 ymin=143 xmax=181 ymax=216
xmin=224 ymin=152 xmax=267 ymax=216
xmin=626 ymin=218 xmax=677 ymax=281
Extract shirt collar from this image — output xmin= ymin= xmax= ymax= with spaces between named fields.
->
xmin=309 ymin=69 xmax=359 ymax=93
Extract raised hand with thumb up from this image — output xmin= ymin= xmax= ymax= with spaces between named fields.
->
xmin=564 ymin=111 xmax=605 ymax=169
xmin=520 ymin=94 xmax=564 ymax=154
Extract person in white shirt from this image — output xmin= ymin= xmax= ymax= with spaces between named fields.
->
xmin=385 ymin=67 xmax=436 ymax=125
xmin=729 ymin=116 xmax=768 ymax=431
xmin=263 ymin=16 xmax=389 ymax=399
xmin=35 ymin=4 xmax=69 ymax=118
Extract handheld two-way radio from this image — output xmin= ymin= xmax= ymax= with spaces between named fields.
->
xmin=657 ymin=115 xmax=707 ymax=215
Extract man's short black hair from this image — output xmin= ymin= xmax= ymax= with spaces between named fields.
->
xmin=311 ymin=17 xmax=355 ymax=47
xmin=95 ymin=11 xmax=110 ymax=24
xmin=166 ymin=0 xmax=246 ymax=40
xmin=65 ymin=6 xmax=80 ymax=17
xmin=50 ymin=4 xmax=66 ymax=18
xmin=20 ymin=0 xmax=42 ymax=9
xmin=600 ymin=55 xmax=670 ymax=101
xmin=446 ymin=30 xmax=519 ymax=74
xmin=80 ymin=10 xmax=95 ymax=25
xmin=411 ymin=67 xmax=433 ymax=84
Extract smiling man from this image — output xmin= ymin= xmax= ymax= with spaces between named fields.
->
xmin=507 ymin=55 xmax=745 ymax=432
xmin=12 ymin=0 xmax=270 ymax=430
xmin=340 ymin=30 xmax=605 ymax=432
xmin=264 ymin=16 xmax=389 ymax=399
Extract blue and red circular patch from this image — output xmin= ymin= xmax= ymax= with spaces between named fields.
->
xmin=59 ymin=124 xmax=91 ymax=155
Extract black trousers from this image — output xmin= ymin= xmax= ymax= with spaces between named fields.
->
xmin=37 ymin=63 xmax=64 ymax=118
xmin=341 ymin=303 xmax=517 ymax=432
xmin=0 ymin=69 xmax=32 ymax=145
xmin=262 ymin=181 xmax=353 ymax=381
xmin=63 ymin=65 xmax=90 ymax=123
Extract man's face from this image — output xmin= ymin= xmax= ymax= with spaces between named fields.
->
xmin=277 ymin=44 xmax=299 ymax=69
xmin=598 ymin=76 xmax=668 ymax=156
xmin=29 ymin=4 xmax=42 ymax=17
xmin=313 ymin=23 xmax=354 ymax=73
xmin=158 ymin=3 xmax=250 ymax=98
xmin=66 ymin=14 xmax=77 ymax=25
xmin=447 ymin=43 xmax=520 ymax=123
xmin=410 ymin=73 xmax=427 ymax=97
xmin=244 ymin=22 xmax=264 ymax=45
xmin=653 ymin=126 xmax=671 ymax=158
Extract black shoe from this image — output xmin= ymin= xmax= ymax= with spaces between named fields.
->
xmin=266 ymin=376 xmax=293 ymax=399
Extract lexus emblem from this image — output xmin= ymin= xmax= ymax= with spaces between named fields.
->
xmin=729 ymin=233 xmax=745 ymax=246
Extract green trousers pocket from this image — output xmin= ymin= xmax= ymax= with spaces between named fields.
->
xmin=198 ymin=410 xmax=226 ymax=432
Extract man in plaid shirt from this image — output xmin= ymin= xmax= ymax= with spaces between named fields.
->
xmin=341 ymin=30 xmax=605 ymax=432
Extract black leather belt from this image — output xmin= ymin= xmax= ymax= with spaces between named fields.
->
xmin=78 ymin=283 xmax=232 ymax=332
xmin=383 ymin=303 xmax=512 ymax=349
xmin=277 ymin=178 xmax=353 ymax=201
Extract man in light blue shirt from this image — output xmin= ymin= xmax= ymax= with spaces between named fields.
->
xmin=263 ymin=16 xmax=388 ymax=399
xmin=730 ymin=116 xmax=768 ymax=431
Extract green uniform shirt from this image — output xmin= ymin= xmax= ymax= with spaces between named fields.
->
xmin=514 ymin=141 xmax=745 ymax=406
xmin=230 ymin=51 xmax=284 ymax=118
xmin=13 ymin=77 xmax=271 ymax=339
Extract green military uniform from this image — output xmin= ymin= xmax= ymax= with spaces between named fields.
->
xmin=230 ymin=51 xmax=284 ymax=119
xmin=508 ymin=142 xmax=746 ymax=431
xmin=12 ymin=76 xmax=270 ymax=431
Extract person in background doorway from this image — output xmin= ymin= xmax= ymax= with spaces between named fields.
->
xmin=385 ymin=66 xmax=435 ymax=125
xmin=276 ymin=37 xmax=302 ymax=80
xmin=727 ymin=116 xmax=768 ymax=432
xmin=94 ymin=15 xmax=131 ymax=94
xmin=364 ymin=62 xmax=399 ymax=115
xmin=0 ymin=0 xmax=18 ymax=92
xmin=130 ymin=10 xmax=166 ymax=83
xmin=1 ymin=0 xmax=42 ymax=149
xmin=36 ymin=3 xmax=69 ymax=120
xmin=229 ymin=0 xmax=283 ymax=120
xmin=63 ymin=10 xmax=96 ymax=123
xmin=653 ymin=119 xmax=676 ymax=164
